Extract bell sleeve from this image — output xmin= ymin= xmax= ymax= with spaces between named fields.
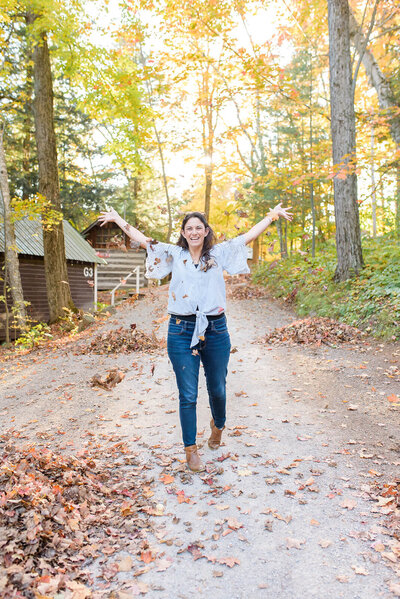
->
xmin=215 ymin=234 xmax=250 ymax=275
xmin=145 ymin=240 xmax=177 ymax=279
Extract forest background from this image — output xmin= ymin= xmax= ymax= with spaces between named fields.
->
xmin=1 ymin=0 xmax=399 ymax=341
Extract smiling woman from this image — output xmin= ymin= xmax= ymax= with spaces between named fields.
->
xmin=98 ymin=204 xmax=292 ymax=471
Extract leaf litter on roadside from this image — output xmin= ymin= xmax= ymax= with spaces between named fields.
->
xmin=0 ymin=438 xmax=158 ymax=598
xmin=77 ymin=326 xmax=164 ymax=355
xmin=261 ymin=317 xmax=364 ymax=346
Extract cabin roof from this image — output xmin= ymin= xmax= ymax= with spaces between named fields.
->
xmin=0 ymin=216 xmax=106 ymax=264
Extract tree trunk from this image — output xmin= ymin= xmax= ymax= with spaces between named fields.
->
xmin=0 ymin=129 xmax=27 ymax=329
xmin=349 ymin=8 xmax=400 ymax=148
xmin=328 ymin=0 xmax=363 ymax=281
xmin=29 ymin=17 xmax=75 ymax=321
xmin=138 ymin=47 xmax=173 ymax=241
xmin=201 ymin=69 xmax=214 ymax=222
xmin=277 ymin=218 xmax=287 ymax=258
xmin=396 ymin=164 xmax=400 ymax=238
xmin=250 ymin=236 xmax=259 ymax=265
xmin=370 ymin=126 xmax=377 ymax=237
xmin=22 ymin=50 xmax=34 ymax=200
xmin=309 ymin=52 xmax=316 ymax=258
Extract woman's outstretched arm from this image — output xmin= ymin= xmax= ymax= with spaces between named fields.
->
xmin=243 ymin=203 xmax=293 ymax=245
xmin=98 ymin=208 xmax=151 ymax=249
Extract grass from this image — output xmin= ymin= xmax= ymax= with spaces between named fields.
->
xmin=252 ymin=235 xmax=400 ymax=341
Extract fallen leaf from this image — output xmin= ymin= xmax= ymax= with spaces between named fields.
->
xmin=340 ymin=499 xmax=357 ymax=510
xmin=388 ymin=581 xmax=400 ymax=596
xmin=227 ymin=518 xmax=243 ymax=530
xmin=286 ymin=537 xmax=306 ymax=550
xmin=352 ymin=565 xmax=369 ymax=575
xmin=159 ymin=473 xmax=174 ymax=485
xmin=118 ymin=556 xmax=133 ymax=572
xmin=310 ymin=518 xmax=320 ymax=526
xmin=218 ymin=557 xmax=240 ymax=567
xmin=387 ymin=394 xmax=399 ymax=403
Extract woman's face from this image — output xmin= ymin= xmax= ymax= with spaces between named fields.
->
xmin=181 ymin=217 xmax=209 ymax=249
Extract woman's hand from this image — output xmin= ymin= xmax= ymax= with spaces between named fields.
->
xmin=271 ymin=203 xmax=293 ymax=221
xmin=98 ymin=208 xmax=120 ymax=227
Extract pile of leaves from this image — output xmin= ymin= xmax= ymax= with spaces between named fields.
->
xmin=78 ymin=325 xmax=163 ymax=355
xmin=365 ymin=479 xmax=400 ymax=577
xmin=227 ymin=282 xmax=268 ymax=300
xmin=261 ymin=317 xmax=364 ymax=346
xmin=253 ymin=235 xmax=400 ymax=341
xmin=225 ymin=274 xmax=267 ymax=301
xmin=0 ymin=440 xmax=156 ymax=598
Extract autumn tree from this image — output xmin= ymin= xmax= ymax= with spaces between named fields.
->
xmin=0 ymin=126 xmax=27 ymax=334
xmin=26 ymin=11 xmax=75 ymax=321
xmin=327 ymin=0 xmax=363 ymax=280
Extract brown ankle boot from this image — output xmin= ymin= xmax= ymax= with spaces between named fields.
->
xmin=184 ymin=445 xmax=205 ymax=472
xmin=208 ymin=419 xmax=225 ymax=450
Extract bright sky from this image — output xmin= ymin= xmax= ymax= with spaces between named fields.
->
xmin=84 ymin=0 xmax=295 ymax=198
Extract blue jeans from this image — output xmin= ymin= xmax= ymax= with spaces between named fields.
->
xmin=167 ymin=315 xmax=231 ymax=447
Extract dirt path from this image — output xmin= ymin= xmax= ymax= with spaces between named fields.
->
xmin=1 ymin=285 xmax=399 ymax=599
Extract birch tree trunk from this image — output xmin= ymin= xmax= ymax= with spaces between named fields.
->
xmin=328 ymin=0 xmax=363 ymax=281
xmin=28 ymin=16 xmax=75 ymax=321
xmin=0 ymin=128 xmax=27 ymax=329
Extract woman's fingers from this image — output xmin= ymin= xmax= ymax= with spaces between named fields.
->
xmin=98 ymin=210 xmax=115 ymax=227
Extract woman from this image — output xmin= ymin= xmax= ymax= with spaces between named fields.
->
xmin=98 ymin=205 xmax=292 ymax=472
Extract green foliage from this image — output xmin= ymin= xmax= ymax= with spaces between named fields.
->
xmin=15 ymin=322 xmax=53 ymax=348
xmin=253 ymin=235 xmax=400 ymax=340
xmin=95 ymin=301 xmax=109 ymax=312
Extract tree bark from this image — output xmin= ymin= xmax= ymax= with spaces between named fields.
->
xmin=396 ymin=164 xmax=400 ymax=238
xmin=328 ymin=0 xmax=363 ymax=281
xmin=28 ymin=16 xmax=75 ymax=321
xmin=349 ymin=8 xmax=400 ymax=148
xmin=370 ymin=126 xmax=377 ymax=237
xmin=250 ymin=235 xmax=259 ymax=265
xmin=200 ymin=67 xmax=216 ymax=222
xmin=22 ymin=49 xmax=34 ymax=200
xmin=0 ymin=128 xmax=27 ymax=329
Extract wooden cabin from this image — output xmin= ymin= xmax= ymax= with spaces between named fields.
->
xmin=0 ymin=217 xmax=106 ymax=341
xmin=81 ymin=220 xmax=147 ymax=290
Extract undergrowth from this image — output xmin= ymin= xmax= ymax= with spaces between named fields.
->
xmin=253 ymin=235 xmax=400 ymax=341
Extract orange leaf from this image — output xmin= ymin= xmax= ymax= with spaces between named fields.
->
xmin=140 ymin=550 xmax=155 ymax=563
xmin=387 ymin=394 xmax=399 ymax=403
xmin=176 ymin=490 xmax=191 ymax=504
xmin=159 ymin=473 xmax=174 ymax=485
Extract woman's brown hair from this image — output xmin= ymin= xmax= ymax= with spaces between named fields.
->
xmin=176 ymin=212 xmax=216 ymax=270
